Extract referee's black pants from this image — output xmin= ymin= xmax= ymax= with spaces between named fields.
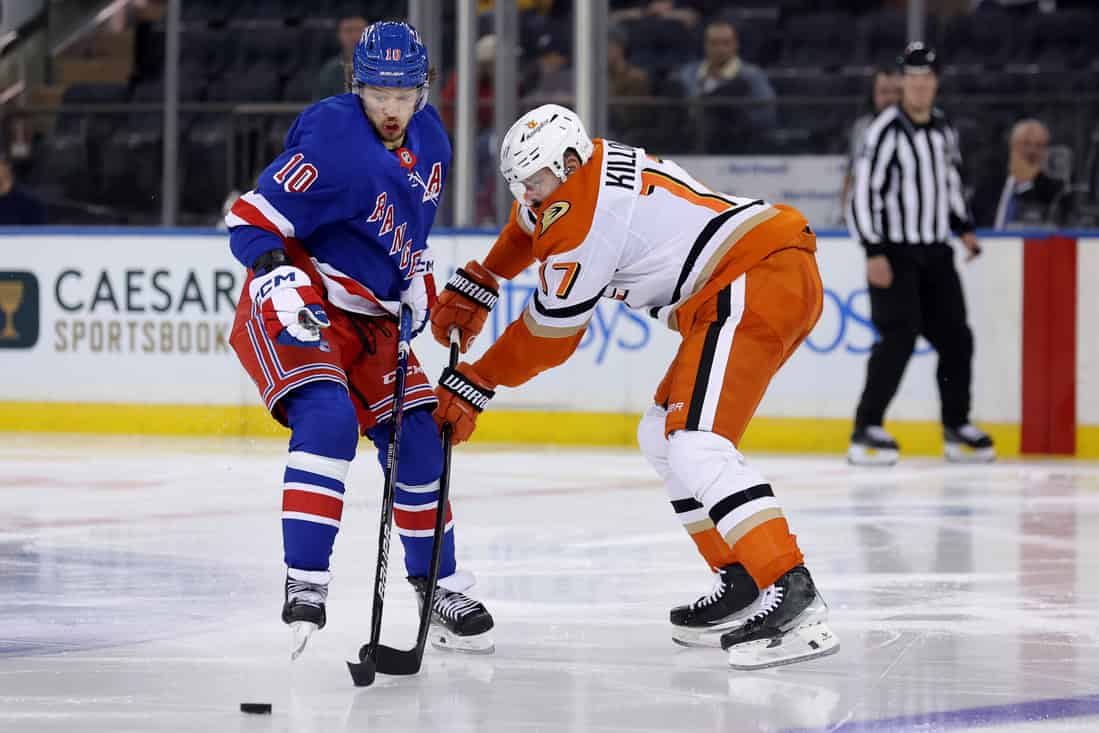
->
xmin=854 ymin=242 xmax=974 ymax=431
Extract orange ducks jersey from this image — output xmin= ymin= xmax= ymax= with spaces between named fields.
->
xmin=474 ymin=138 xmax=815 ymax=389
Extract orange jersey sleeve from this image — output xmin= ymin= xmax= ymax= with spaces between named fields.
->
xmin=482 ymin=203 xmax=537 ymax=280
xmin=474 ymin=311 xmax=585 ymax=388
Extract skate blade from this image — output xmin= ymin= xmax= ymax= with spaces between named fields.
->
xmin=289 ymin=620 xmax=319 ymax=661
xmin=726 ymin=621 xmax=840 ymax=671
xmin=944 ymin=445 xmax=996 ymax=463
xmin=671 ymin=591 xmax=764 ymax=649
xmin=672 ymin=618 xmax=752 ymax=648
xmin=847 ymin=445 xmax=898 ymax=466
xmin=430 ymin=627 xmax=495 ymax=654
xmin=672 ymin=635 xmax=723 ymax=649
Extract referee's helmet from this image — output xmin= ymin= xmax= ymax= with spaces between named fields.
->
xmin=898 ymin=42 xmax=939 ymax=74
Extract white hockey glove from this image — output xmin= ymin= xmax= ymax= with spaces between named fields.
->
xmin=401 ymin=251 xmax=437 ymax=338
xmin=248 ymin=265 xmax=330 ymax=347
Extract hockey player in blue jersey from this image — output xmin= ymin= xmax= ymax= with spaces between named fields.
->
xmin=227 ymin=21 xmax=494 ymax=658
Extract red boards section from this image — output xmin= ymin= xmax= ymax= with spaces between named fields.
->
xmin=1021 ymin=235 xmax=1077 ymax=455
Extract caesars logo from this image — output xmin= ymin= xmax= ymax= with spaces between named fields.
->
xmin=51 ymin=268 xmax=240 ymax=355
xmin=0 ymin=271 xmax=40 ymax=349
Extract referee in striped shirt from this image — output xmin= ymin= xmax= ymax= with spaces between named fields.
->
xmin=845 ymin=42 xmax=995 ymax=465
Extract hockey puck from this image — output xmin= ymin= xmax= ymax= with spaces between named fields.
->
xmin=240 ymin=702 xmax=272 ymax=715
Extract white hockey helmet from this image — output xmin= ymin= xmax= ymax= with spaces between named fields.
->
xmin=499 ymin=104 xmax=594 ymax=204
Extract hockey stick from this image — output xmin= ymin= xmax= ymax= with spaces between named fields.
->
xmin=347 ymin=304 xmax=414 ymax=688
xmin=369 ymin=327 xmax=461 ymax=677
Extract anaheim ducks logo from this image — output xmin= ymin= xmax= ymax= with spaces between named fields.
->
xmin=540 ymin=201 xmax=571 ymax=234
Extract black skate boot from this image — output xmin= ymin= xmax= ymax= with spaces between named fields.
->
xmin=847 ymin=425 xmax=899 ymax=466
xmin=670 ymin=562 xmax=761 ymax=648
xmin=720 ymin=565 xmax=839 ymax=670
xmin=409 ymin=575 xmax=495 ymax=654
xmin=282 ymin=568 xmax=329 ymax=660
xmin=944 ymin=423 xmax=995 ymax=463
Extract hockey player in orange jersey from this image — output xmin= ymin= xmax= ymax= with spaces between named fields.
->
xmin=430 ymin=104 xmax=838 ymax=670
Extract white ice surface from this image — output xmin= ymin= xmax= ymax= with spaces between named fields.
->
xmin=2 ymin=434 xmax=1099 ymax=732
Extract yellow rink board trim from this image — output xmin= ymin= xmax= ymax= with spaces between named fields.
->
xmin=0 ymin=402 xmax=1096 ymax=458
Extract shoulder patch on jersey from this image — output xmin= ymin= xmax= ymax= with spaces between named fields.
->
xmin=540 ymin=201 xmax=571 ymax=235
xmin=530 ymin=140 xmax=604 ymax=259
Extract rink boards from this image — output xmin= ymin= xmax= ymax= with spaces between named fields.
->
xmin=0 ymin=228 xmax=1096 ymax=457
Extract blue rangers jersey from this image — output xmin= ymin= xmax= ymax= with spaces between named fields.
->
xmin=227 ymin=93 xmax=448 ymax=317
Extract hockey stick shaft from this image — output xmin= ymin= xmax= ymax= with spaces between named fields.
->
xmin=348 ymin=304 xmax=413 ymax=687
xmin=373 ymin=328 xmax=459 ymax=676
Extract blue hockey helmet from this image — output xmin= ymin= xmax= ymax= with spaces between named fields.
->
xmin=352 ymin=21 xmax=430 ymax=108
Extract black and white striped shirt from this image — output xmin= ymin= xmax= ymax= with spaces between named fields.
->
xmin=846 ymin=105 xmax=973 ymax=255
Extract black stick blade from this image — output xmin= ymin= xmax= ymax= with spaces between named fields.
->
xmin=347 ymin=656 xmax=378 ymax=687
xmin=374 ymin=643 xmax=424 ymax=676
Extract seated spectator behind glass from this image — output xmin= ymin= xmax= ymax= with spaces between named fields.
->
xmin=610 ymin=0 xmax=699 ymax=29
xmin=478 ymin=0 xmax=553 ymax=12
xmin=316 ymin=15 xmax=368 ymax=100
xmin=679 ymin=19 xmax=776 ymax=132
xmin=0 ymin=157 xmax=46 ymax=225
xmin=441 ymin=34 xmax=497 ymax=131
xmin=438 ymin=36 xmax=504 ymax=226
xmin=607 ymin=27 xmax=651 ymax=138
xmin=974 ymin=0 xmax=1047 ymax=15
xmin=526 ymin=27 xmax=572 ymax=104
xmin=842 ymin=67 xmax=901 ymax=207
xmin=3 ymin=112 xmax=37 ymax=181
xmin=971 ymin=119 xmax=1067 ymax=229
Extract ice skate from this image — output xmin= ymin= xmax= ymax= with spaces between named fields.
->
xmin=670 ymin=562 xmax=762 ymax=648
xmin=409 ymin=574 xmax=495 ymax=654
xmin=944 ymin=424 xmax=995 ymax=463
xmin=720 ymin=566 xmax=839 ymax=670
xmin=282 ymin=568 xmax=329 ymax=661
xmin=847 ymin=425 xmax=899 ymax=466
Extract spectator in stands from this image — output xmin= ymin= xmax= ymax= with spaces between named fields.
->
xmin=526 ymin=27 xmax=572 ymax=103
xmin=0 ymin=157 xmax=46 ymax=226
xmin=441 ymin=34 xmax=497 ymax=131
xmin=842 ymin=66 xmax=901 ymax=209
xmin=610 ymin=0 xmax=699 ymax=29
xmin=478 ymin=0 xmax=553 ymax=12
xmin=971 ymin=119 xmax=1068 ymax=229
xmin=2 ymin=112 xmax=37 ymax=182
xmin=678 ymin=18 xmax=776 ymax=138
xmin=442 ymin=34 xmax=505 ymax=226
xmin=316 ymin=15 xmax=368 ymax=100
xmin=974 ymin=0 xmax=1049 ymax=15
xmin=607 ymin=27 xmax=651 ymax=138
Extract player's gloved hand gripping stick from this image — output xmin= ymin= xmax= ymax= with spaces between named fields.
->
xmin=434 ymin=361 xmax=494 ymax=444
xmin=347 ymin=310 xmax=461 ymax=687
xmin=430 ymin=260 xmax=499 ymax=353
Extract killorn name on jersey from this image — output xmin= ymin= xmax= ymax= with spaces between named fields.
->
xmin=603 ymin=141 xmax=638 ymax=190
